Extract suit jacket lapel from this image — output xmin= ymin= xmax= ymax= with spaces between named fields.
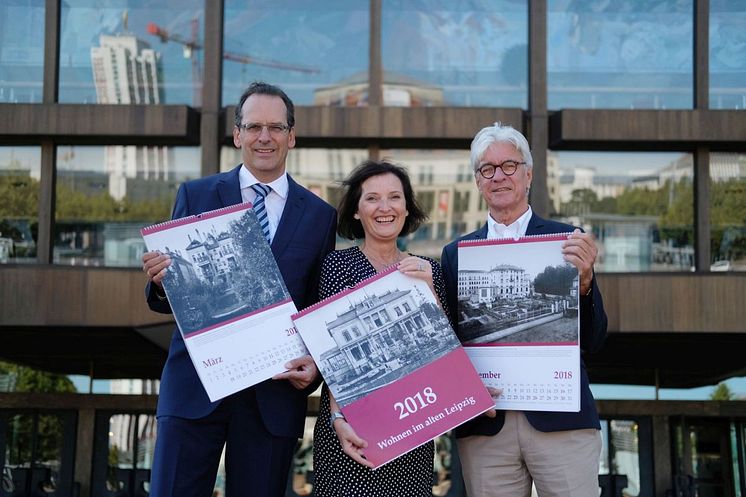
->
xmin=217 ymin=165 xmax=243 ymax=207
xmin=271 ymin=175 xmax=304 ymax=260
xmin=525 ymin=212 xmax=549 ymax=235
xmin=469 ymin=224 xmax=489 ymax=240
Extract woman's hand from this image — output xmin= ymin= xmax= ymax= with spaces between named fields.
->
xmin=399 ymin=256 xmax=445 ymax=308
xmin=398 ymin=256 xmax=434 ymax=289
xmin=332 ymin=418 xmax=375 ymax=468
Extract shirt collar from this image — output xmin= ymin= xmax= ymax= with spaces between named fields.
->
xmin=486 ymin=206 xmax=533 ymax=239
xmin=239 ymin=165 xmax=289 ymax=199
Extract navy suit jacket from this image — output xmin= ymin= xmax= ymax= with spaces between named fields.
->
xmin=146 ymin=165 xmax=337 ymax=438
xmin=441 ymin=213 xmax=607 ymax=437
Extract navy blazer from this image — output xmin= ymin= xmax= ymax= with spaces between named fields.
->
xmin=146 ymin=165 xmax=337 ymax=438
xmin=441 ymin=213 xmax=607 ymax=436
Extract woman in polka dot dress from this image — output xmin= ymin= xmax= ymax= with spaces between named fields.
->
xmin=312 ymin=160 xmax=449 ymax=497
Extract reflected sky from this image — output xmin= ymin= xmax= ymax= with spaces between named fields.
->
xmin=548 ymin=0 xmax=693 ymax=109
xmin=222 ymin=0 xmax=369 ymax=106
xmin=0 ymin=0 xmax=45 ymax=103
xmin=382 ymin=0 xmax=528 ymax=108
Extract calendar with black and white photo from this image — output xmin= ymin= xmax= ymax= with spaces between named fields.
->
xmin=457 ymin=234 xmax=580 ymax=412
xmin=292 ymin=267 xmax=493 ymax=468
xmin=141 ymin=203 xmax=305 ymax=402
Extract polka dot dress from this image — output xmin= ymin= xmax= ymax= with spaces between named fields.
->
xmin=312 ymin=246 xmax=449 ymax=497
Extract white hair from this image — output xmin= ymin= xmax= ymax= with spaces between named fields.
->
xmin=470 ymin=122 xmax=533 ymax=174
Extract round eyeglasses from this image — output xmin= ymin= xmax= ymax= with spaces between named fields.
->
xmin=477 ymin=160 xmax=526 ymax=179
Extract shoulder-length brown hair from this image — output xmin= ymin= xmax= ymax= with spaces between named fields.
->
xmin=337 ymin=160 xmax=428 ymax=240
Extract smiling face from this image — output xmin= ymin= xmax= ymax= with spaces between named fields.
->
xmin=232 ymin=93 xmax=296 ymax=183
xmin=476 ymin=141 xmax=532 ymax=224
xmin=355 ymin=173 xmax=409 ymax=244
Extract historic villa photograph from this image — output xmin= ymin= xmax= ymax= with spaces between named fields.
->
xmin=145 ymin=208 xmax=287 ymax=335
xmin=457 ymin=238 xmax=580 ymax=346
xmin=306 ymin=274 xmax=460 ymax=407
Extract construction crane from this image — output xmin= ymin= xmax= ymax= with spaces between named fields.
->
xmin=146 ymin=20 xmax=319 ymax=106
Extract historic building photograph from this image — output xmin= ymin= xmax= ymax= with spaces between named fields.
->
xmin=1 ymin=1 xmax=745 ymax=496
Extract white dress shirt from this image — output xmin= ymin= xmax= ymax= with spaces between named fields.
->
xmin=486 ymin=206 xmax=533 ymax=240
xmin=239 ymin=166 xmax=289 ymax=243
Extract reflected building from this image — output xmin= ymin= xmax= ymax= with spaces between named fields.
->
xmin=225 ymin=147 xmax=487 ymax=258
xmin=91 ymin=33 xmax=173 ymax=201
xmin=285 ymin=147 xmax=483 ymax=258
xmin=313 ymin=71 xmax=445 ymax=106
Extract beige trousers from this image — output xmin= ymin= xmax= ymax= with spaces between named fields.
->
xmin=457 ymin=411 xmax=602 ymax=497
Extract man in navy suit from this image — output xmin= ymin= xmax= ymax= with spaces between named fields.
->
xmin=141 ymin=82 xmax=337 ymax=497
xmin=441 ymin=122 xmax=607 ymax=497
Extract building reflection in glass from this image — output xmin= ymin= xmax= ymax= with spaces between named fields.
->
xmin=550 ymin=151 xmax=694 ymax=272
xmin=106 ymin=413 xmax=157 ymax=494
xmin=710 ymin=0 xmax=746 ymax=110
xmin=0 ymin=147 xmax=40 ymax=264
xmin=548 ymin=0 xmax=693 ymax=110
xmin=54 ymin=145 xmax=200 ymax=267
xmin=222 ymin=147 xmax=483 ymax=259
xmin=3 ymin=413 xmax=65 ymax=495
xmin=710 ymin=153 xmax=746 ymax=272
xmin=599 ymin=419 xmax=641 ymax=497
xmin=0 ymin=0 xmax=45 ymax=103
xmin=382 ymin=0 xmax=528 ymax=108
xmin=222 ymin=0 xmax=369 ymax=107
xmin=59 ymin=1 xmax=203 ymax=105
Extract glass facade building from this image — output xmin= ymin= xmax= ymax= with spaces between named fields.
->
xmin=1 ymin=2 xmax=745 ymax=497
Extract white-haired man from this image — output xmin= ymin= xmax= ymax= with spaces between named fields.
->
xmin=441 ymin=122 xmax=608 ymax=497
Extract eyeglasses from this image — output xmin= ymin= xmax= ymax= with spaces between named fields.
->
xmin=237 ymin=122 xmax=291 ymax=137
xmin=477 ymin=160 xmax=526 ymax=179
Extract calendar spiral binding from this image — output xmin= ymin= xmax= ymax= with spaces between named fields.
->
xmin=140 ymin=202 xmax=253 ymax=235
xmin=458 ymin=232 xmax=573 ymax=248
xmin=293 ymin=263 xmax=400 ymax=319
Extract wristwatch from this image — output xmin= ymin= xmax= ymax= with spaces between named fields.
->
xmin=329 ymin=411 xmax=346 ymax=428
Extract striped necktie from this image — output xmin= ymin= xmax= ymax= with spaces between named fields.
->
xmin=250 ymin=183 xmax=272 ymax=243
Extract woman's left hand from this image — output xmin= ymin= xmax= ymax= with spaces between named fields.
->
xmin=398 ymin=256 xmax=433 ymax=286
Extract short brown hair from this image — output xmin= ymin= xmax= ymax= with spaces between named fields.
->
xmin=337 ymin=160 xmax=428 ymax=240
xmin=234 ymin=81 xmax=295 ymax=128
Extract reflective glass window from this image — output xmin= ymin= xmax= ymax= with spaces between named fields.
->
xmin=382 ymin=0 xmax=528 ymax=108
xmin=54 ymin=145 xmax=200 ymax=267
xmin=599 ymin=419 xmax=645 ymax=497
xmin=59 ymin=1 xmax=203 ymax=105
xmin=550 ymin=151 xmax=694 ymax=272
xmin=3 ymin=412 xmax=66 ymax=496
xmin=0 ymin=0 xmax=45 ymax=103
xmin=610 ymin=420 xmax=641 ymax=496
xmin=0 ymin=147 xmax=40 ymax=264
xmin=547 ymin=0 xmax=693 ymax=110
xmin=710 ymin=1 xmax=746 ymax=109
xmin=710 ymin=153 xmax=746 ymax=272
xmin=220 ymin=146 xmax=369 ymax=215
xmin=222 ymin=147 xmax=478 ymax=257
xmin=106 ymin=413 xmax=156 ymax=494
xmin=381 ymin=149 xmax=477 ymax=258
xmin=222 ymin=1 xmax=369 ymax=107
